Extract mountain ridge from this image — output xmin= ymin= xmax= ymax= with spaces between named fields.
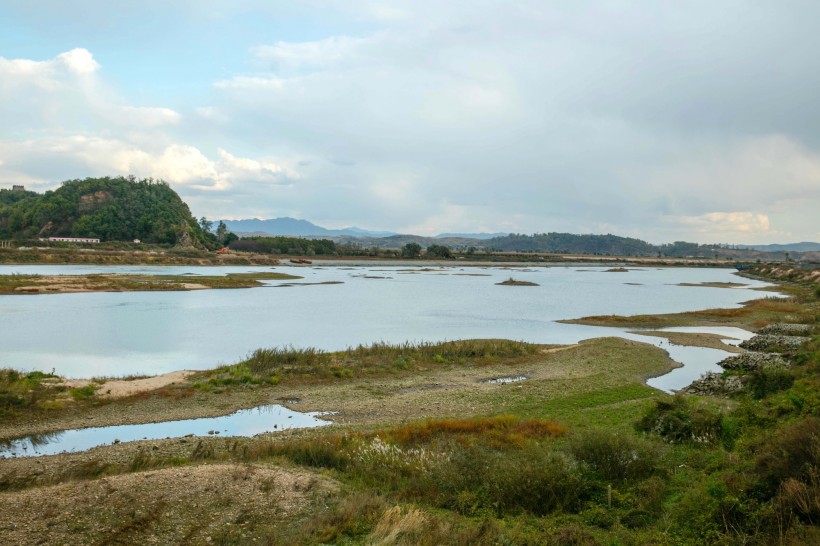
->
xmin=222 ymin=217 xmax=396 ymax=238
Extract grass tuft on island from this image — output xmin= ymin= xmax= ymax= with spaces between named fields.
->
xmin=560 ymin=291 xmax=816 ymax=330
xmin=195 ymin=339 xmax=541 ymax=389
xmin=496 ymin=277 xmax=539 ymax=286
xmin=675 ymin=281 xmax=748 ymax=288
xmin=0 ymin=271 xmax=302 ymax=294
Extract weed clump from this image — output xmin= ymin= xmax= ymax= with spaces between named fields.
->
xmin=198 ymin=339 xmax=539 ymax=388
xmin=637 ymin=394 xmax=727 ymax=445
xmin=0 ymin=368 xmax=63 ymax=417
xmin=568 ymin=429 xmax=661 ymax=483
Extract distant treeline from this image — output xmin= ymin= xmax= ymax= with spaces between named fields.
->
xmin=227 ymin=233 xmax=777 ymax=260
xmin=229 ymin=236 xmax=338 ymax=255
xmin=485 ymin=233 xmax=656 ymax=256
xmin=483 ymin=234 xmax=739 ymax=258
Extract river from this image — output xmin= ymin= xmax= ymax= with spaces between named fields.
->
xmin=0 ymin=264 xmax=772 ymax=388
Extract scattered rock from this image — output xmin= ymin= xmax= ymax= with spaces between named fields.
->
xmin=739 ymin=335 xmax=809 ymax=352
xmin=719 ymin=352 xmax=789 ymax=371
xmin=683 ymin=372 xmax=744 ymax=396
xmin=758 ymin=323 xmax=813 ymax=336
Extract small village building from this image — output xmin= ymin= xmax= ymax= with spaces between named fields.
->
xmin=45 ymin=237 xmax=100 ymax=244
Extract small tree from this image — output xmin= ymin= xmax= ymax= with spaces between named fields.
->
xmin=224 ymin=232 xmax=239 ymax=246
xmin=199 ymin=217 xmax=213 ymax=234
xmin=401 ymin=242 xmax=422 ymax=258
xmin=215 ymin=220 xmax=227 ymax=243
xmin=426 ymin=244 xmax=453 ymax=259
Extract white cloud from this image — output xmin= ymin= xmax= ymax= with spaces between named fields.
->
xmin=217 ymin=148 xmax=298 ymax=182
xmin=656 ymin=210 xmax=811 ymax=245
xmin=114 ymin=106 xmax=182 ymax=127
xmin=3 ymin=4 xmax=820 ymax=242
xmin=663 ymin=212 xmax=771 ymax=235
xmin=0 ymin=136 xmax=298 ymax=197
xmin=195 ymin=106 xmax=229 ymax=123
xmin=250 ymin=35 xmax=370 ymax=71
xmin=56 ymin=48 xmax=100 ymax=75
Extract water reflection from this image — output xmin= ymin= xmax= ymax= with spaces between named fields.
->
xmin=0 ymin=404 xmax=331 ymax=458
xmin=0 ymin=266 xmax=775 ymax=379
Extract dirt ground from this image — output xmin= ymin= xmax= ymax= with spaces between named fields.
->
xmin=0 ymin=463 xmax=337 ymax=545
xmin=66 ymin=371 xmax=196 ymax=398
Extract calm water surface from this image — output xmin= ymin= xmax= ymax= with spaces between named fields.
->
xmin=0 ymin=265 xmax=771 ymax=380
xmin=0 ymin=404 xmax=330 ymax=458
xmin=0 ymin=267 xmax=775 ymax=457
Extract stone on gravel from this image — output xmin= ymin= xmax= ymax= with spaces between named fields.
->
xmin=757 ymin=323 xmax=813 ymax=336
xmin=719 ymin=352 xmax=790 ymax=371
xmin=683 ymin=372 xmax=744 ymax=396
xmin=739 ymin=335 xmax=809 ymax=352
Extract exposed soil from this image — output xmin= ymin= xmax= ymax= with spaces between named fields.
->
xmin=66 ymin=371 xmax=196 ymax=399
xmin=0 ymin=462 xmax=337 ymax=545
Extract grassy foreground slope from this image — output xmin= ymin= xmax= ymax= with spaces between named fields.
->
xmin=0 ymin=267 xmax=817 ymax=544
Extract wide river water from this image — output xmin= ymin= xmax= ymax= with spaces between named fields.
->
xmin=0 ymin=264 xmax=773 ymax=389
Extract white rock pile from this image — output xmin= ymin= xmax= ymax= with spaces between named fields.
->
xmin=719 ymin=352 xmax=790 ymax=372
xmin=739 ymin=335 xmax=809 ymax=352
xmin=683 ymin=373 xmax=744 ymax=396
xmin=758 ymin=323 xmax=813 ymax=336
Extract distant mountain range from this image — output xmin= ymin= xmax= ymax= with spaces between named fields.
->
xmin=221 ymin=217 xmax=819 ymax=260
xmin=222 ymin=218 xmax=508 ymax=240
xmin=735 ymin=242 xmax=820 ymax=252
xmin=436 ymin=232 xmax=509 ymax=239
xmin=221 ymin=218 xmax=396 ymax=238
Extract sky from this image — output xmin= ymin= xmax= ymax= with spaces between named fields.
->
xmin=1 ymin=1 xmax=819 ymax=244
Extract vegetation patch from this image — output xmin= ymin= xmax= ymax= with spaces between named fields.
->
xmin=0 ymin=369 xmax=68 ymax=419
xmin=0 ymin=271 xmax=301 ymax=294
xmin=495 ymin=277 xmax=539 ymax=286
xmin=197 ymin=339 xmax=540 ymax=388
xmin=676 ymin=281 xmax=748 ymax=288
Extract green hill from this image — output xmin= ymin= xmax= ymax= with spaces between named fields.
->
xmin=484 ymin=232 xmax=658 ymax=256
xmin=0 ymin=177 xmax=213 ymax=247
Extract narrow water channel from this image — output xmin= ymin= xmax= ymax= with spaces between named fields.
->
xmin=0 ymin=404 xmax=331 ymax=458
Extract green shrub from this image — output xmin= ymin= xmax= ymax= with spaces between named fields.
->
xmin=637 ymin=394 xmax=726 ymax=445
xmin=754 ymin=416 xmax=820 ymax=497
xmin=568 ymin=428 xmax=661 ymax=483
xmin=432 ymin=445 xmax=586 ymax=516
xmin=0 ymin=368 xmax=60 ymax=415
xmin=748 ymin=367 xmax=795 ymax=399
xmin=69 ymin=384 xmax=97 ymax=401
xmin=581 ymin=505 xmax=617 ymax=529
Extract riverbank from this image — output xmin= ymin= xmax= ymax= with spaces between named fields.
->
xmin=0 ymin=266 xmax=816 ymax=544
xmin=0 ymin=244 xmax=780 ymax=268
xmin=0 ymin=246 xmax=283 ymax=266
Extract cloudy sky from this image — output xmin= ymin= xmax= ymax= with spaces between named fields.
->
xmin=1 ymin=1 xmax=818 ymax=243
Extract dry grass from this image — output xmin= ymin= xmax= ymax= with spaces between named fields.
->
xmin=381 ymin=415 xmax=566 ymax=447
xmin=0 ymin=463 xmax=336 ymax=544
xmin=0 ymin=271 xmax=301 ymax=294
xmin=199 ymin=339 xmax=540 ymax=388
xmin=561 ymin=295 xmax=813 ymax=330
